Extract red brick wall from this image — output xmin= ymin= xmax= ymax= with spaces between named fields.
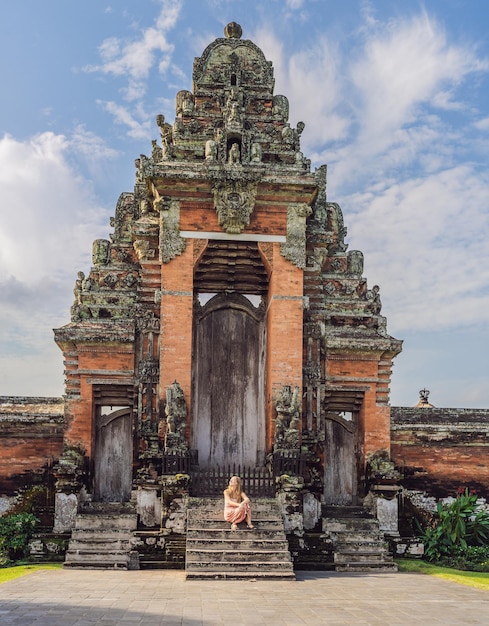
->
xmin=391 ymin=407 xmax=489 ymax=496
xmin=0 ymin=398 xmax=64 ymax=494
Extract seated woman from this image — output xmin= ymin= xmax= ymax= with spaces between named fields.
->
xmin=223 ymin=476 xmax=254 ymax=531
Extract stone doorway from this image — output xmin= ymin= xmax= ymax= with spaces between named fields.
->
xmin=93 ymin=407 xmax=133 ymax=502
xmin=192 ymin=292 xmax=266 ymax=468
xmin=324 ymin=411 xmax=359 ymax=505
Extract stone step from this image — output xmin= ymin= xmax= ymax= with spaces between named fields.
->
xmin=335 ymin=540 xmax=388 ymax=552
xmin=335 ymin=562 xmax=398 ymax=573
xmin=64 ymin=551 xmax=133 ymax=568
xmin=71 ymin=529 xmax=134 ymax=540
xmin=188 ymin=519 xmax=283 ymax=530
xmin=186 ymin=538 xmax=289 ymax=550
xmin=323 ymin=519 xmax=379 ymax=532
xmin=64 ymin=560 xmax=131 ymax=570
xmin=187 ymin=528 xmax=285 ymax=540
xmin=334 ymin=551 xmax=392 ymax=564
xmin=73 ymin=514 xmax=137 ymax=531
xmin=185 ymin=496 xmax=294 ymax=580
xmin=65 ymin=508 xmax=138 ymax=569
xmin=186 ymin=559 xmax=293 ymax=572
xmin=185 ymin=570 xmax=296 ymax=580
xmin=326 ymin=530 xmax=383 ymax=542
xmin=187 ymin=549 xmax=292 ymax=563
xmin=68 ymin=539 xmax=132 ymax=551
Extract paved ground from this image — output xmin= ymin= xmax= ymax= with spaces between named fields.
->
xmin=0 ymin=569 xmax=488 ymax=625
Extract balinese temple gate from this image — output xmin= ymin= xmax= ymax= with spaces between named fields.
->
xmin=53 ymin=23 xmax=402 ymax=571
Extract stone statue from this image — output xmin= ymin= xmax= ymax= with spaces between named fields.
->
xmin=251 ymin=142 xmax=262 ymax=163
xmin=228 ymin=142 xmax=240 ymax=164
xmin=366 ymin=285 xmax=382 ymax=314
xmin=73 ymin=271 xmax=84 ymax=305
xmin=225 ymin=88 xmax=243 ymax=130
xmin=282 ymin=123 xmax=295 ymax=146
xmin=156 ymin=114 xmax=173 ymax=157
xmin=151 ymin=139 xmax=163 ymax=163
xmin=274 ymin=385 xmax=301 ymax=450
xmin=272 ymin=95 xmax=289 ymax=121
xmin=347 ymin=250 xmax=364 ymax=275
xmin=164 ymin=381 xmax=188 ymax=453
xmin=92 ymin=239 xmax=110 ymax=266
xmin=176 ymin=90 xmax=194 ymax=116
xmin=205 ymin=139 xmax=217 ymax=161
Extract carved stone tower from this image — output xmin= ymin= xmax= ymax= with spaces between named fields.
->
xmin=54 ymin=23 xmax=401 ymax=510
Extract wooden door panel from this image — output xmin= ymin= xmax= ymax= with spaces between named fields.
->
xmin=93 ymin=408 xmax=133 ymax=502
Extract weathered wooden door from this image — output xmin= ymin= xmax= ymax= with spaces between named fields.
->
xmin=93 ymin=408 xmax=133 ymax=502
xmin=192 ymin=293 xmax=266 ymax=468
xmin=324 ymin=411 xmax=358 ymax=505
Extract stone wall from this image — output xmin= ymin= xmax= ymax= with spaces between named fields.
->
xmin=391 ymin=407 xmax=489 ymax=497
xmin=0 ymin=397 xmax=64 ymax=498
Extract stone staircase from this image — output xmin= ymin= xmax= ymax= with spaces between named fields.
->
xmin=64 ymin=502 xmax=139 ymax=570
xmin=322 ymin=506 xmax=397 ymax=572
xmin=185 ymin=497 xmax=295 ymax=580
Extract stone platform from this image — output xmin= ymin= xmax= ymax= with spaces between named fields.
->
xmin=1 ymin=568 xmax=488 ymax=625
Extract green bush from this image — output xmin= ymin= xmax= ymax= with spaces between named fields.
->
xmin=0 ymin=513 xmax=39 ymax=565
xmin=421 ymin=489 xmax=489 ymax=567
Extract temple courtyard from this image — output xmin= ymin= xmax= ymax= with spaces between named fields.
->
xmin=0 ymin=569 xmax=488 ymax=625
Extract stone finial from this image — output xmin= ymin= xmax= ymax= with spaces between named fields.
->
xmin=224 ymin=22 xmax=242 ymax=39
xmin=415 ymin=388 xmax=434 ymax=408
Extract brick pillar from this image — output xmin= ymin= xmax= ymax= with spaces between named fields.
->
xmin=159 ymin=240 xmax=194 ymax=412
xmin=265 ymin=244 xmax=304 ymax=450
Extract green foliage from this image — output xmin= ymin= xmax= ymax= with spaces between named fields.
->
xmin=421 ymin=490 xmax=489 ymax=567
xmin=0 ymin=513 xmax=39 ymax=565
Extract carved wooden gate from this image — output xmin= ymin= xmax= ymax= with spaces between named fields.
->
xmin=93 ymin=408 xmax=133 ymax=502
xmin=324 ymin=411 xmax=358 ymax=505
xmin=192 ymin=293 xmax=266 ymax=468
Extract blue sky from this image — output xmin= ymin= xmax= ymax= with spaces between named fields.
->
xmin=1 ymin=0 xmax=488 ymax=408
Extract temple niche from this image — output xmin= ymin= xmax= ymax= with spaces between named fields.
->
xmin=48 ymin=22 xmax=405 ymax=570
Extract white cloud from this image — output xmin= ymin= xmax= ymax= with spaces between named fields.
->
xmin=0 ymin=131 xmax=113 ymax=395
xmin=253 ymin=28 xmax=350 ymax=145
xmin=474 ymin=116 xmax=489 ymax=130
xmin=285 ymin=0 xmax=304 ymax=8
xmin=0 ymin=132 xmax=109 ymax=285
xmin=0 ymin=131 xmax=114 ymax=392
xmin=84 ymin=0 xmax=183 ymax=136
xmin=71 ymin=124 xmax=120 ymax=160
xmin=350 ymin=13 xmax=488 ymax=150
xmin=344 ymin=165 xmax=489 ymax=332
xmin=97 ymin=100 xmax=153 ymax=140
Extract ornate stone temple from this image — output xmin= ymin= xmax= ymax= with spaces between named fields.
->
xmin=44 ymin=22 xmax=406 ymax=570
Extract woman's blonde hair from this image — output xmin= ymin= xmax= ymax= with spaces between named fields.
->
xmin=226 ymin=475 xmax=242 ymax=500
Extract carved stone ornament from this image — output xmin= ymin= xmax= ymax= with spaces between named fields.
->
xmin=280 ymin=203 xmax=312 ymax=269
xmin=138 ymin=359 xmax=159 ymax=383
xmin=164 ymin=381 xmax=188 ymax=453
xmin=274 ymin=385 xmax=301 ymax=451
xmin=212 ymin=180 xmax=257 ymax=234
xmin=159 ymin=200 xmax=186 ymax=264
xmin=133 ymin=239 xmax=156 ymax=261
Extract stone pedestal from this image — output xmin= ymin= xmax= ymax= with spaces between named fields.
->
xmin=368 ymin=484 xmax=401 ymax=536
xmin=53 ymin=492 xmax=78 ymax=533
xmin=137 ymin=485 xmax=161 ymax=527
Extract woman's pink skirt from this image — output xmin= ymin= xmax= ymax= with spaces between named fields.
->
xmin=224 ymin=502 xmax=250 ymax=524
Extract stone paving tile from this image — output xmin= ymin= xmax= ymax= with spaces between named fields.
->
xmin=0 ymin=569 xmax=489 ymax=625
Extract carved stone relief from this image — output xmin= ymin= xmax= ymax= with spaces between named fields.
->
xmin=212 ymin=180 xmax=257 ymax=234
xmin=274 ymin=385 xmax=301 ymax=450
xmin=347 ymin=250 xmax=364 ymax=275
xmin=280 ymin=203 xmax=312 ymax=268
xmin=164 ymin=381 xmax=188 ymax=453
xmin=159 ymin=200 xmax=186 ymax=264
xmin=92 ymin=239 xmax=110 ymax=266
